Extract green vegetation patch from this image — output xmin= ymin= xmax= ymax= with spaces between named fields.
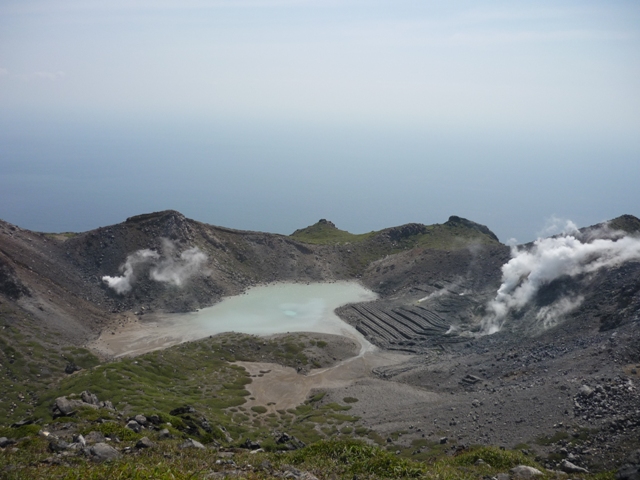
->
xmin=289 ymin=439 xmax=428 ymax=478
xmin=0 ymin=437 xmax=617 ymax=480
xmin=290 ymin=220 xmax=374 ymax=245
xmin=535 ymin=430 xmax=570 ymax=446
xmin=0 ymin=305 xmax=101 ymax=423
xmin=290 ymin=218 xmax=501 ymax=276
xmin=452 ymin=446 xmax=536 ymax=470
xmin=32 ymin=338 xmax=252 ymax=430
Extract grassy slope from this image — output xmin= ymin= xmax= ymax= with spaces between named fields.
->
xmin=0 ymin=332 xmax=617 ymax=479
xmin=9 ymin=333 xmax=365 ymax=447
xmin=0 ymin=302 xmax=100 ymax=421
xmin=290 ymin=220 xmax=499 ymax=249
xmin=290 ymin=219 xmax=501 ymax=276
xmin=0 ymin=435 xmax=616 ymax=479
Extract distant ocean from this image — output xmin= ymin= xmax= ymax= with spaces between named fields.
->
xmin=1 ymin=111 xmax=638 ymax=244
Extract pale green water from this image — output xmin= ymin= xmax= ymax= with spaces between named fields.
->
xmin=105 ymin=282 xmax=377 ymax=357
xmin=188 ymin=281 xmax=376 ymax=337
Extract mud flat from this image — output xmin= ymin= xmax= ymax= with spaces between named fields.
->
xmin=237 ymin=344 xmax=411 ymax=412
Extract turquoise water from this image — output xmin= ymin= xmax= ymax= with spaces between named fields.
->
xmin=188 ymin=281 xmax=376 ymax=338
xmin=104 ymin=282 xmax=377 ymax=357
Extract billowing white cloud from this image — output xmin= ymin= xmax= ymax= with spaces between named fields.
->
xmin=149 ymin=239 xmax=208 ymax=287
xmin=102 ymin=240 xmax=208 ymax=294
xmin=102 ymin=249 xmax=159 ymax=294
xmin=537 ymin=215 xmax=579 ymax=238
xmin=481 ymin=230 xmax=640 ymax=334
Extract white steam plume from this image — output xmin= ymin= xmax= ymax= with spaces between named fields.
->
xmin=102 ymin=249 xmax=159 ymax=294
xmin=481 ymin=231 xmax=640 ymax=334
xmin=102 ymin=240 xmax=208 ymax=294
xmin=149 ymin=239 xmax=208 ymax=287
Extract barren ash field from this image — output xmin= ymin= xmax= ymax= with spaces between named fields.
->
xmin=1 ymin=210 xmax=639 ymax=479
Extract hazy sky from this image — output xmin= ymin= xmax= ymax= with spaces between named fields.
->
xmin=1 ymin=1 xmax=639 ymax=243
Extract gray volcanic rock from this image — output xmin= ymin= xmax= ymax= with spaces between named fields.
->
xmin=510 ymin=465 xmax=544 ymax=478
xmin=561 ymin=459 xmax=589 ymax=474
xmin=83 ymin=431 xmax=106 ymax=445
xmin=52 ymin=391 xmax=110 ymax=418
xmin=135 ymin=437 xmax=155 ymax=449
xmin=125 ymin=420 xmax=142 ymax=433
xmin=86 ymin=442 xmax=121 ymax=462
xmin=52 ymin=397 xmax=88 ymax=417
xmin=0 ymin=437 xmax=16 ymax=448
xmin=180 ymin=438 xmax=205 ymax=449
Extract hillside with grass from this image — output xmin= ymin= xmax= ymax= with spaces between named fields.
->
xmin=0 ymin=330 xmax=620 ymax=480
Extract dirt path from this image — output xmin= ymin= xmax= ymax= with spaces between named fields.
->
xmin=236 ymin=347 xmax=410 ymax=411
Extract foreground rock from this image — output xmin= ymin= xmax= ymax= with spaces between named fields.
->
xmin=52 ymin=391 xmax=114 ymax=418
xmin=0 ymin=437 xmax=16 ymax=448
xmin=509 ymin=465 xmax=544 ymax=478
xmin=180 ymin=438 xmax=206 ymax=450
xmin=560 ymin=459 xmax=589 ymax=474
xmin=83 ymin=443 xmax=121 ymax=462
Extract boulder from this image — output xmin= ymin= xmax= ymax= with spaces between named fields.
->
xmin=10 ymin=419 xmax=33 ymax=428
xmin=73 ymin=434 xmax=86 ymax=447
xmin=241 ymin=439 xmax=261 ymax=450
xmin=617 ymin=465 xmax=640 ymax=480
xmin=560 ymin=459 xmax=589 ymax=474
xmin=86 ymin=442 xmax=121 ymax=462
xmin=276 ymin=433 xmax=305 ymax=450
xmin=0 ymin=437 xmax=16 ymax=448
xmin=53 ymin=397 xmax=81 ymax=417
xmin=65 ymin=363 xmax=81 ymax=374
xmin=147 ymin=414 xmax=161 ymax=425
xmin=84 ymin=431 xmax=106 ymax=445
xmin=579 ymin=385 xmax=595 ymax=397
xmin=135 ymin=437 xmax=155 ymax=449
xmin=81 ymin=391 xmax=100 ymax=406
xmin=509 ymin=465 xmax=544 ymax=478
xmin=170 ymin=405 xmax=196 ymax=416
xmin=281 ymin=465 xmax=320 ymax=480
xmin=158 ymin=428 xmax=172 ymax=439
xmin=125 ymin=420 xmax=142 ymax=433
xmin=180 ymin=438 xmax=205 ymax=450
xmin=134 ymin=414 xmax=148 ymax=426
xmin=52 ymin=396 xmax=97 ymax=417
xmin=48 ymin=439 xmax=70 ymax=452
